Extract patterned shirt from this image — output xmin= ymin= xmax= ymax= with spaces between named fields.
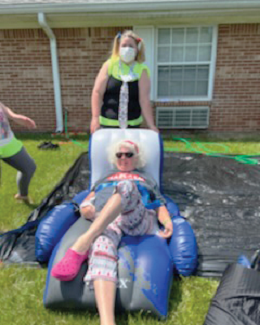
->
xmin=0 ymin=105 xmax=13 ymax=146
xmin=91 ymin=169 xmax=166 ymax=212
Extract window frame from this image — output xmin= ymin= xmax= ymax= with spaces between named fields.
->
xmin=155 ymin=25 xmax=218 ymax=102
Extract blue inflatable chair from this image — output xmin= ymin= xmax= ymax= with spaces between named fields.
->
xmin=38 ymin=129 xmax=197 ymax=319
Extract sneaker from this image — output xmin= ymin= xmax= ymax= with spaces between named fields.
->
xmin=38 ymin=141 xmax=60 ymax=150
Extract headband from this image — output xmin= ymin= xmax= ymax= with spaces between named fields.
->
xmin=123 ymin=140 xmax=139 ymax=153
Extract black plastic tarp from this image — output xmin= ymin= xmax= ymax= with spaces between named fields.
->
xmin=1 ymin=152 xmax=260 ymax=277
xmin=204 ymin=263 xmax=260 ymax=325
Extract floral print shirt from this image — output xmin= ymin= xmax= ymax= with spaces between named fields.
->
xmin=0 ymin=105 xmax=13 ymax=145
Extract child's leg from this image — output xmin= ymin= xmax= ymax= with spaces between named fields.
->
xmin=3 ymin=147 xmax=36 ymax=197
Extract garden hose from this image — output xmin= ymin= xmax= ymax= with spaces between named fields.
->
xmin=63 ymin=109 xmax=88 ymax=150
xmin=165 ymin=137 xmax=259 ymax=165
xmin=64 ymin=110 xmax=258 ymax=165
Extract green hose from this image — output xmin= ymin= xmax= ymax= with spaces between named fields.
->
xmin=65 ymin=111 xmax=259 ymax=165
xmin=165 ymin=137 xmax=259 ymax=165
xmin=64 ymin=110 xmax=88 ymax=150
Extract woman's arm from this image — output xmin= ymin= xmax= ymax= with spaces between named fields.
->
xmin=139 ymin=70 xmax=159 ymax=133
xmin=90 ymin=61 xmax=110 ymax=133
xmin=157 ymin=205 xmax=173 ymax=238
xmin=0 ymin=102 xmax=36 ymax=129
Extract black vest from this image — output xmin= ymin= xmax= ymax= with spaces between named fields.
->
xmin=101 ymin=76 xmax=141 ymax=122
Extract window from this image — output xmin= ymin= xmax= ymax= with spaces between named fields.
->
xmin=156 ymin=26 xmax=216 ymax=100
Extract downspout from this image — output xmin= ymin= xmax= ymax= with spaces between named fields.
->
xmin=38 ymin=12 xmax=63 ymax=133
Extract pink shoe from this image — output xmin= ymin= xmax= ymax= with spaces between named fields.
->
xmin=51 ymin=248 xmax=89 ymax=281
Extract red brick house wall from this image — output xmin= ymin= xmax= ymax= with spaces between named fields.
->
xmin=0 ymin=29 xmax=55 ymax=131
xmin=57 ymin=27 xmax=128 ymax=132
xmin=212 ymin=24 xmax=260 ymax=132
xmin=0 ymin=24 xmax=259 ymax=133
xmin=0 ymin=27 xmax=127 ymax=132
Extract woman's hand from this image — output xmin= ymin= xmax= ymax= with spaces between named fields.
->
xmin=148 ymin=124 xmax=159 ymax=133
xmin=157 ymin=206 xmax=173 ymax=238
xmin=158 ymin=220 xmax=173 ymax=238
xmin=90 ymin=117 xmax=100 ymax=134
xmin=80 ymin=205 xmax=96 ymax=220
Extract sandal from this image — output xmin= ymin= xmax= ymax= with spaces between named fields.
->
xmin=51 ymin=248 xmax=89 ymax=281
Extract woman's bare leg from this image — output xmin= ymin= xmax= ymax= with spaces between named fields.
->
xmin=94 ymin=280 xmax=117 ymax=325
xmin=72 ymin=193 xmax=122 ymax=253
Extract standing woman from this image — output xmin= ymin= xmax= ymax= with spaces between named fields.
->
xmin=90 ymin=30 xmax=159 ymax=133
xmin=0 ymin=101 xmax=37 ymax=203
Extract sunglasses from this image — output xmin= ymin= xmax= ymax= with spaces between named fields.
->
xmin=116 ymin=152 xmax=134 ymax=159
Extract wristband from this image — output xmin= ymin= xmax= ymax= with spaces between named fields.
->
xmin=162 ymin=219 xmax=172 ymax=227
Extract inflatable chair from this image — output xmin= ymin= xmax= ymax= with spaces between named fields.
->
xmin=39 ymin=129 xmax=198 ymax=319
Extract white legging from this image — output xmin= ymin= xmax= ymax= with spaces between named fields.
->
xmin=3 ymin=147 xmax=36 ymax=196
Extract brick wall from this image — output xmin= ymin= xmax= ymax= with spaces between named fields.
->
xmin=0 ymin=29 xmax=56 ymax=132
xmin=57 ymin=27 xmax=129 ymax=132
xmin=0 ymin=24 xmax=260 ymax=134
xmin=212 ymin=24 xmax=260 ymax=132
xmin=0 ymin=27 xmax=128 ymax=133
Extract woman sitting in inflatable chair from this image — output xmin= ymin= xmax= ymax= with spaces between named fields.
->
xmin=51 ymin=139 xmax=173 ymax=325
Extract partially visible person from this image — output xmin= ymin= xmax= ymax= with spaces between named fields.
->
xmin=90 ymin=30 xmax=159 ymax=133
xmin=51 ymin=139 xmax=172 ymax=325
xmin=0 ymin=101 xmax=37 ymax=203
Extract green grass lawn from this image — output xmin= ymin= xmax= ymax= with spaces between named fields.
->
xmin=0 ymin=133 xmax=259 ymax=325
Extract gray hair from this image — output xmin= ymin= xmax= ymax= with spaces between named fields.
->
xmin=107 ymin=139 xmax=146 ymax=169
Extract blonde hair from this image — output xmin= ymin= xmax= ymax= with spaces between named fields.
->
xmin=107 ymin=139 xmax=146 ymax=169
xmin=111 ymin=30 xmax=146 ymax=63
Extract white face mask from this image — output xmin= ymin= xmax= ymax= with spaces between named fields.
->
xmin=119 ymin=47 xmax=136 ymax=63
